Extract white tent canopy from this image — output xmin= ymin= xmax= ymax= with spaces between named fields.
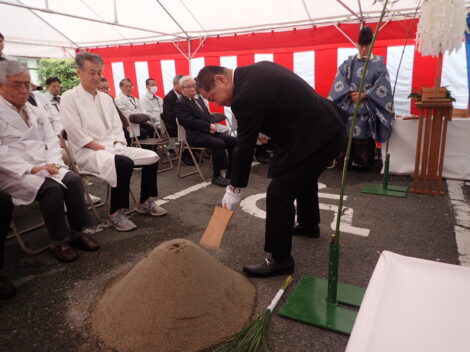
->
xmin=2 ymin=0 xmax=463 ymax=58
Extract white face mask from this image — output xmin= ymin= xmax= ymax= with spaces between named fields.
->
xmin=150 ymin=86 xmax=158 ymax=94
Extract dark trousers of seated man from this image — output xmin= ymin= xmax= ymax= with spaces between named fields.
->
xmin=0 ymin=191 xmax=14 ymax=271
xmin=35 ymin=172 xmax=92 ymax=246
xmin=189 ymin=133 xmax=236 ymax=178
xmin=110 ymin=155 xmax=159 ymax=214
xmin=264 ymin=138 xmax=343 ymax=258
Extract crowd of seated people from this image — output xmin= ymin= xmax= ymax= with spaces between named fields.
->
xmin=0 ymin=32 xmax=239 ymax=298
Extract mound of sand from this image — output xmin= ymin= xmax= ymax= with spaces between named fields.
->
xmin=92 ymin=239 xmax=256 ymax=352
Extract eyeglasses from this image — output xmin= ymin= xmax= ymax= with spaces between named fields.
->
xmin=183 ymin=84 xmax=196 ymax=89
xmin=7 ymin=82 xmax=31 ymax=90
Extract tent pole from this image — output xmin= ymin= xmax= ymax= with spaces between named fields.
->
xmin=155 ymin=0 xmax=189 ymax=39
xmin=113 ymin=0 xmax=118 ymax=23
xmin=333 ymin=24 xmax=356 ymax=47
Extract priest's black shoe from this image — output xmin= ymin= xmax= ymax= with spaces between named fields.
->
xmin=211 ymin=175 xmax=230 ymax=187
xmin=293 ymin=224 xmax=320 ymax=238
xmin=0 ymin=275 xmax=17 ymax=299
xmin=243 ymin=255 xmax=294 ymax=278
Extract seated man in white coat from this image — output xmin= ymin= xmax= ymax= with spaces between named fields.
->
xmin=115 ymin=78 xmax=155 ymax=140
xmin=60 ymin=52 xmax=167 ymax=232
xmin=0 ymin=60 xmax=99 ymax=262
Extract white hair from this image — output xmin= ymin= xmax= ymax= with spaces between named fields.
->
xmin=0 ymin=60 xmax=28 ymax=85
xmin=179 ymin=75 xmax=194 ymax=88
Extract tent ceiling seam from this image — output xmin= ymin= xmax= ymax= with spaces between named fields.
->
xmin=336 ymin=0 xmax=361 ymax=20
xmin=155 ymin=0 xmax=189 ymax=39
xmin=179 ymin=0 xmax=208 ymax=36
xmin=16 ymin=0 xmax=81 ymax=48
xmin=79 ymin=0 xmax=127 ymax=41
xmin=0 ymin=1 xmax=187 ymax=40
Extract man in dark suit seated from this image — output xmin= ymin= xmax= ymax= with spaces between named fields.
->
xmin=175 ymin=76 xmax=236 ymax=187
xmin=162 ymin=74 xmax=184 ymax=159
xmin=196 ymin=62 xmax=347 ymax=277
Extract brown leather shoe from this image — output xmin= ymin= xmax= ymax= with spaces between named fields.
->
xmin=70 ymin=234 xmax=100 ymax=252
xmin=50 ymin=243 xmax=78 ymax=262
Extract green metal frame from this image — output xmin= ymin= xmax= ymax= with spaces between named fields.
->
xmin=361 ymin=153 xmax=408 ymax=197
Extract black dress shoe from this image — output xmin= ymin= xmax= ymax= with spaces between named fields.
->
xmin=70 ymin=234 xmax=100 ymax=252
xmin=211 ymin=175 xmax=230 ymax=187
xmin=50 ymin=243 xmax=78 ymax=262
xmin=243 ymin=255 xmax=294 ymax=278
xmin=293 ymin=224 xmax=320 ymax=238
xmin=0 ymin=275 xmax=17 ymax=299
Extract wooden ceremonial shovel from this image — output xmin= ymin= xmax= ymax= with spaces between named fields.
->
xmin=199 ymin=205 xmax=234 ymax=250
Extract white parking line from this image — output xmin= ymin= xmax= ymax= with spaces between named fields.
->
xmin=447 ymin=180 xmax=470 ymax=266
xmin=239 ymin=192 xmax=369 ymax=237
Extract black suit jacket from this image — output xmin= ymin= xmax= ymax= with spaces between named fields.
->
xmin=162 ymin=89 xmax=179 ymax=134
xmin=174 ymin=95 xmax=212 ymax=143
xmin=230 ymin=61 xmax=347 ymax=188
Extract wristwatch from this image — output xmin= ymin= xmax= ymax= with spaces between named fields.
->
xmin=53 ymin=164 xmax=62 ymax=169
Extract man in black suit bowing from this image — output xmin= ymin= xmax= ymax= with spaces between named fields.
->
xmin=175 ymin=76 xmax=236 ymax=187
xmin=196 ymin=61 xmax=347 ymax=277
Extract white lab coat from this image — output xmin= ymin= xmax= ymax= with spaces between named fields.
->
xmin=31 ymin=91 xmax=63 ymax=136
xmin=140 ymin=91 xmax=163 ymax=128
xmin=114 ymin=92 xmax=143 ymax=137
xmin=60 ymin=85 xmax=158 ymax=187
xmin=0 ymin=96 xmax=69 ymax=206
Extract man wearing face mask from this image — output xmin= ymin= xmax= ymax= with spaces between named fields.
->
xmin=141 ymin=78 xmax=163 ymax=130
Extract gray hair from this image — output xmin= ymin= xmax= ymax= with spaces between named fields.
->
xmin=0 ymin=60 xmax=28 ymax=85
xmin=75 ymin=52 xmax=104 ymax=70
xmin=173 ymin=74 xmax=183 ymax=85
xmin=179 ymin=75 xmax=194 ymax=88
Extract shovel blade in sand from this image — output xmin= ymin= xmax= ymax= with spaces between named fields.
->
xmin=199 ymin=206 xmax=234 ymax=250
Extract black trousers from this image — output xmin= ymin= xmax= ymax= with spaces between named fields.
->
xmin=0 ymin=191 xmax=14 ymax=270
xmin=138 ymin=123 xmax=155 ymax=140
xmin=110 ymin=155 xmax=158 ymax=214
xmin=264 ymin=139 xmax=344 ymax=256
xmin=35 ymin=172 xmax=92 ymax=243
xmin=189 ymin=133 xmax=236 ymax=177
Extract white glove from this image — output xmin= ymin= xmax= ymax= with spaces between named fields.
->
xmin=114 ymin=142 xmax=126 ymax=154
xmin=222 ymin=185 xmax=242 ymax=210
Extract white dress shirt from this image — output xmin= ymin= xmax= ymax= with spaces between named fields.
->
xmin=141 ymin=91 xmax=163 ymax=128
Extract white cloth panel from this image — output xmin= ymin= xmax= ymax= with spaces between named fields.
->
xmin=442 ymin=42 xmax=469 ymax=109
xmin=386 ymin=45 xmax=414 ymax=116
xmin=293 ymin=51 xmax=315 ymax=88
xmin=220 ymin=56 xmax=237 ymax=69
xmin=337 ymin=47 xmax=357 ymax=69
xmin=111 ymin=62 xmax=125 ymax=96
xmin=221 ymin=56 xmax=238 ymax=133
xmin=382 ymin=118 xmax=470 ymax=180
xmin=134 ymin=61 xmax=149 ymax=99
xmin=190 ymin=57 xmax=205 ymax=78
xmin=254 ymin=53 xmax=273 ymax=62
xmin=161 ymin=60 xmax=176 ymax=95
xmin=347 ymin=251 xmax=470 ymax=352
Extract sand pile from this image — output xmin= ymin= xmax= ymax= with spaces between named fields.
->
xmin=92 ymin=239 xmax=256 ymax=352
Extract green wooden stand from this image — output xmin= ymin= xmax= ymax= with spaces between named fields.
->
xmin=362 ymin=153 xmax=407 ymax=197
xmin=278 ymin=274 xmax=365 ymax=334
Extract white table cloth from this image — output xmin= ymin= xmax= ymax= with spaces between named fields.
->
xmin=383 ymin=118 xmax=470 ymax=180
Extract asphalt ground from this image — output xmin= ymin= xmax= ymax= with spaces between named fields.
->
xmin=0 ymin=158 xmax=466 ymax=352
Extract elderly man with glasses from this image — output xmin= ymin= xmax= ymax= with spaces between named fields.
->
xmin=175 ymin=75 xmax=236 ymax=187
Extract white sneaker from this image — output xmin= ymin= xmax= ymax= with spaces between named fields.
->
xmin=137 ymin=200 xmax=168 ymax=217
xmin=107 ymin=211 xmax=137 ymax=232
xmin=85 ymin=193 xmax=101 ymax=204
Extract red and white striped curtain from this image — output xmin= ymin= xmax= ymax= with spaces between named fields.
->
xmin=89 ymin=20 xmax=468 ymax=117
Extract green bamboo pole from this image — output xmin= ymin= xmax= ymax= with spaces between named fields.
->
xmin=326 ymin=0 xmax=389 ymax=305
